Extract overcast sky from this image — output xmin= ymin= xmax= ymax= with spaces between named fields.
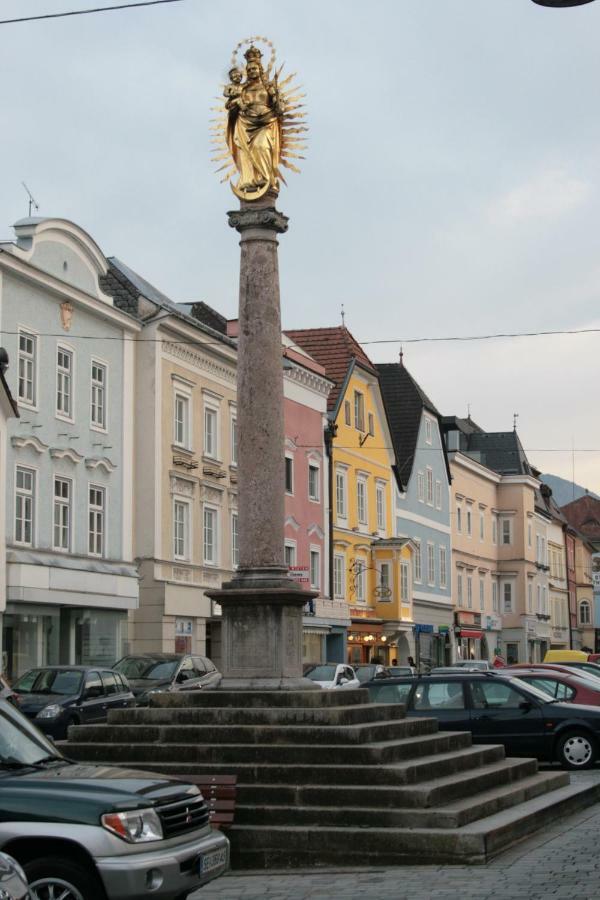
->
xmin=1 ymin=0 xmax=600 ymax=492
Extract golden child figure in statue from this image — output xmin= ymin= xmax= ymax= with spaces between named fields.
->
xmin=211 ymin=36 xmax=307 ymax=200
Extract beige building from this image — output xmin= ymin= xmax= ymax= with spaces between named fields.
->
xmin=0 ymin=350 xmax=18 ymax=632
xmin=103 ymin=263 xmax=238 ymax=657
xmin=575 ymin=535 xmax=594 ymax=651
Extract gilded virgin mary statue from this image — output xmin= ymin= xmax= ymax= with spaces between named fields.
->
xmin=211 ymin=38 xmax=307 ymax=200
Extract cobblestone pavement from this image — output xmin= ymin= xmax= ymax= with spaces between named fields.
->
xmin=192 ymin=770 xmax=600 ymax=900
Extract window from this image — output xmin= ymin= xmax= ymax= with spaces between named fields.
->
xmin=18 ymin=329 xmax=37 ymax=406
xmin=413 ymin=682 xmax=465 ymax=710
xmin=379 ymin=562 xmax=391 ymax=594
xmin=310 ymin=549 xmax=320 ymax=590
xmin=203 ymin=506 xmax=218 ymax=564
xmin=414 ymin=540 xmax=422 ymax=582
xmin=542 ymin=586 xmax=547 ymax=615
xmin=174 ymin=393 xmax=189 ymax=447
xmin=417 ymin=471 xmax=425 ymax=503
xmin=457 ymin=573 xmax=463 ymax=606
xmin=333 ymin=555 xmax=345 ymax=598
xmin=467 ymin=575 xmax=473 ymax=609
xmin=528 ymin=523 xmax=532 ymax=548
xmin=492 ymin=517 xmax=498 ymax=544
xmin=466 ymin=507 xmax=472 ymax=536
xmin=344 ymin=400 xmax=351 ymax=426
xmin=537 ymin=584 xmax=541 ymax=614
xmin=53 ymin=477 xmax=71 ymax=552
xmin=336 ymin=470 xmax=347 ymax=519
xmin=285 ymin=456 xmax=294 ymax=494
xmin=479 ymin=578 xmax=485 ymax=611
xmin=204 ymin=406 xmax=218 ymax=458
xmin=88 ymin=485 xmax=105 ymax=557
xmin=354 ymin=391 xmax=365 ymax=431
xmin=492 ymin=581 xmax=498 ymax=612
xmin=15 ymin=466 xmax=35 ymax=546
xmin=427 ymin=543 xmax=435 ymax=586
xmin=308 ymin=463 xmax=320 ymax=501
xmin=439 ymin=546 xmax=447 ymax=589
xmin=471 ymin=681 xmax=523 ymax=710
xmin=435 ymin=480 xmax=442 ymax=510
xmin=284 ymin=542 xmax=297 ymax=568
xmin=457 ymin=506 xmax=462 ymax=533
xmin=528 ymin=581 xmax=533 ymax=614
xmin=231 ymin=513 xmax=239 ymax=567
xmin=56 ymin=346 xmax=73 ymax=419
xmin=580 ymin=600 xmax=591 ymax=625
xmin=376 ymin=483 xmax=386 ymax=531
xmin=479 ymin=511 xmax=485 ymax=541
xmin=503 ymin=582 xmax=513 ymax=613
xmin=231 ymin=416 xmax=238 ymax=466
xmin=426 ymin=468 xmax=433 ymax=505
xmin=357 ymin=479 xmax=367 ymax=525
xmin=355 ymin=561 xmax=366 ymax=603
xmin=173 ymin=500 xmax=189 ymax=559
xmin=400 ymin=562 xmax=410 ymax=602
xmin=502 ymin=519 xmax=511 ymax=545
xmin=91 ymin=361 xmax=107 ymax=429
xmin=368 ymin=413 xmax=374 ymax=436
xmin=425 ymin=417 xmax=433 ymax=445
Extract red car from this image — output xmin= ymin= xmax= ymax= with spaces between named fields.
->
xmin=507 ymin=666 xmax=600 ymax=706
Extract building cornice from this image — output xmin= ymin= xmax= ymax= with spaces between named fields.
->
xmin=284 ymin=360 xmax=333 ymax=399
xmin=162 ymin=340 xmax=236 ymax=385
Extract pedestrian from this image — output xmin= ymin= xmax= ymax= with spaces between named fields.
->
xmin=391 ymin=658 xmax=398 ymax=666
xmin=407 ymin=656 xmax=415 ymax=668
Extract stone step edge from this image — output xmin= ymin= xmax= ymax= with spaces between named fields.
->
xmin=75 ymin=719 xmax=434 ymax=739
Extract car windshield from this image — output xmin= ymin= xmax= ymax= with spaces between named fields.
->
xmin=453 ymin=661 xmax=488 ymax=670
xmin=305 ymin=665 xmax=337 ymax=681
xmin=507 ymin=676 xmax=555 ymax=703
xmin=114 ymin=657 xmax=156 ymax=678
xmin=138 ymin=660 xmax=179 ymax=681
xmin=0 ymin=700 xmax=64 ymax=767
xmin=13 ymin=669 xmax=83 ymax=696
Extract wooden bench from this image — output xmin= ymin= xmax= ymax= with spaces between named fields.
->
xmin=172 ymin=774 xmax=237 ymax=828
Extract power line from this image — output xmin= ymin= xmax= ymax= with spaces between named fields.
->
xmin=361 ymin=326 xmax=600 ymax=346
xmin=0 ymin=0 xmax=184 ymax=26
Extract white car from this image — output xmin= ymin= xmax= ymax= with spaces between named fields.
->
xmin=304 ymin=663 xmax=360 ymax=690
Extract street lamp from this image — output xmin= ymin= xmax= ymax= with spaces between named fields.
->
xmin=531 ymin=0 xmax=596 ymax=6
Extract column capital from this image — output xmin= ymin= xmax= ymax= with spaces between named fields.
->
xmin=228 ymin=206 xmax=289 ymax=235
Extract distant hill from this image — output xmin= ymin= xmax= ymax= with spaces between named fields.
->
xmin=540 ymin=473 xmax=600 ymax=508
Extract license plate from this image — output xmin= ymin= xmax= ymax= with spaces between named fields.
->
xmin=199 ymin=846 xmax=228 ymax=875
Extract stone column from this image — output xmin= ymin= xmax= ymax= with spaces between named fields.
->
xmin=208 ymin=193 xmax=318 ymax=690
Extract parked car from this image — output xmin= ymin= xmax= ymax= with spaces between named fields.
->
xmin=508 ymin=667 xmax=600 ymax=707
xmin=364 ymin=671 xmax=600 ymax=769
xmin=0 ymin=697 xmax=229 ymax=898
xmin=508 ymin=662 xmax=600 ymax=684
xmin=304 ymin=663 xmax=360 ymax=690
xmin=12 ymin=666 xmax=136 ymax=739
xmin=449 ymin=660 xmax=493 ymax=671
xmin=113 ymin=654 xmax=220 ymax=704
xmin=353 ymin=663 xmax=392 ymax=683
xmin=0 ymin=674 xmax=19 ymax=708
xmin=0 ymin=853 xmax=28 ymax=900
xmin=388 ymin=665 xmax=415 ymax=677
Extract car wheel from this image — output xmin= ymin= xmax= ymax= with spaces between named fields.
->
xmin=25 ymin=857 xmax=104 ymax=900
xmin=556 ymin=729 xmax=597 ymax=770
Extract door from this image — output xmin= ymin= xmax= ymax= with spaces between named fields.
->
xmin=79 ymin=670 xmax=107 ymax=723
xmin=173 ymin=657 xmax=198 ymax=691
xmin=100 ymin=671 xmax=127 ymax=715
xmin=410 ymin=680 xmax=471 ymax=731
xmin=468 ymin=679 xmax=545 ymax=757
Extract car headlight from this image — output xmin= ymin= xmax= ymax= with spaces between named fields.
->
xmin=37 ymin=704 xmax=62 ymax=719
xmin=101 ymin=808 xmax=163 ymax=843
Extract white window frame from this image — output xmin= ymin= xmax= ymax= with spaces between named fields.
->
xmin=379 ymin=561 xmax=391 ymax=596
xmin=479 ymin=578 xmax=485 ymax=611
xmin=203 ymin=403 xmax=219 ymax=460
xmin=368 ymin=412 xmax=375 ymax=436
xmin=336 ymin=468 xmax=347 ymax=521
xmin=17 ymin=327 xmax=38 ymax=409
xmin=417 ymin=471 xmax=425 ymax=503
xmin=492 ymin=516 xmax=498 ymax=544
xmin=354 ymin=390 xmax=365 ymax=432
xmin=528 ymin=522 xmax=532 ymax=548
xmin=203 ymin=504 xmax=219 ymax=566
xmin=479 ymin=511 xmax=485 ymax=542
xmin=357 ymin=478 xmax=368 ymax=526
xmin=355 ymin=559 xmax=366 ymax=603
xmin=56 ymin=344 xmax=74 ymax=422
xmin=173 ymin=392 xmax=190 ymax=449
xmin=427 ymin=542 xmax=435 ymax=586
xmin=435 ymin=480 xmax=442 ymax=511
xmin=230 ymin=414 xmax=238 ymax=467
xmin=310 ymin=546 xmax=321 ymax=590
xmin=90 ymin=358 xmax=108 ymax=431
xmin=285 ymin=454 xmax=294 ymax=496
xmin=413 ymin=539 xmax=422 ymax=583
xmin=400 ymin=561 xmax=410 ymax=603
xmin=503 ymin=582 xmax=513 ymax=613
xmin=502 ymin=518 xmax=512 ymax=546
xmin=467 ymin=574 xmax=473 ymax=609
xmin=466 ymin=506 xmax=472 ymax=537
xmin=527 ymin=581 xmax=533 ymax=614
xmin=284 ymin=540 xmax=297 ymax=569
xmin=15 ymin=465 xmax=35 ymax=547
xmin=53 ymin=476 xmax=72 ymax=553
xmin=308 ymin=461 xmax=320 ymax=503
xmin=457 ymin=505 xmax=462 ymax=533
xmin=439 ymin=545 xmax=447 ymax=589
xmin=376 ymin=481 xmax=386 ymax=532
xmin=333 ymin=554 xmax=345 ymax=599
xmin=580 ymin=600 xmax=591 ymax=625
xmin=424 ymin=416 xmax=433 ymax=445
xmin=492 ymin=580 xmax=498 ymax=612
xmin=173 ymin=498 xmax=190 ymax=561
xmin=344 ymin=400 xmax=351 ymax=426
xmin=231 ymin=512 xmax=239 ymax=568
xmin=457 ymin=573 xmax=464 ymax=607
xmin=88 ymin=484 xmax=106 ymax=558
xmin=426 ymin=467 xmax=434 ymax=506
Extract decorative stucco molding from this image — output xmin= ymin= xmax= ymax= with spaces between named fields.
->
xmin=50 ymin=447 xmax=84 ymax=464
xmin=285 ymin=516 xmax=301 ymax=532
xmin=284 ymin=362 xmax=332 ymax=398
xmin=308 ymin=523 xmax=325 ymax=540
xmin=162 ymin=342 xmax=236 ymax=385
xmin=11 ymin=435 xmax=49 ymax=454
xmin=170 ymin=475 xmax=195 ymax=497
xmin=84 ymin=456 xmax=116 ymax=473
xmin=200 ymin=484 xmax=224 ymax=505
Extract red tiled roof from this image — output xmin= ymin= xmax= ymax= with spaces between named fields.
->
xmin=561 ymin=495 xmax=600 ymax=539
xmin=285 ymin=327 xmax=376 ymax=412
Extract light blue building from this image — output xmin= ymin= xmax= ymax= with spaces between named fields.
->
xmin=0 ymin=218 xmax=139 ymax=678
xmin=377 ymin=360 xmax=453 ymax=668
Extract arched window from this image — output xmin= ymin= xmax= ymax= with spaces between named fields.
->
xmin=579 ymin=600 xmax=591 ymax=625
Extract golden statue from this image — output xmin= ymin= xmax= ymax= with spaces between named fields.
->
xmin=211 ymin=37 xmax=307 ymax=200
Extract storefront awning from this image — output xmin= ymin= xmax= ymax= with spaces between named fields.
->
xmin=459 ymin=629 xmax=483 ymax=639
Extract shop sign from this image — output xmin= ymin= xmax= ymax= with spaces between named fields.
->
xmin=485 ymin=615 xmax=502 ymax=632
xmin=414 ymin=624 xmax=434 ymax=634
xmin=288 ymin=565 xmax=310 ymax=585
xmin=455 ymin=611 xmax=481 ymax=627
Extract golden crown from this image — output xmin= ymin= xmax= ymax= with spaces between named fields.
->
xmin=244 ymin=45 xmax=263 ymax=63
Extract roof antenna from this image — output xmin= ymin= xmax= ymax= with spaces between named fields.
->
xmin=22 ymin=182 xmax=39 ymax=218
xmin=399 ymin=345 xmax=404 ymax=367
xmin=513 ymin=412 xmax=519 ymax=432
xmin=340 ymin=303 xmax=345 ymax=327
xmin=467 ymin=403 xmax=471 ymax=421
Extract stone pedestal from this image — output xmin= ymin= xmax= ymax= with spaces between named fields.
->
xmin=208 ymin=194 xmax=318 ymax=690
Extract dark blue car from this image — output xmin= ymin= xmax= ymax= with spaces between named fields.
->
xmin=12 ymin=665 xmax=135 ymax=739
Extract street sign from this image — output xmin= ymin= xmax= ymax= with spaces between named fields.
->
xmin=288 ymin=565 xmax=310 ymax=584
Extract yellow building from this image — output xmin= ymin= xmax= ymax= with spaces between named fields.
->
xmin=288 ymin=327 xmax=413 ymax=665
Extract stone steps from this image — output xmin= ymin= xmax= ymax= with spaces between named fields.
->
xmin=150 ymin=689 xmax=368 ymax=708
xmin=226 ymin=781 xmax=600 ymax=868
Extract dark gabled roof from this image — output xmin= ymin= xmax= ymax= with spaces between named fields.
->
xmin=465 ymin=431 xmax=533 ymax=477
xmin=441 ymin=415 xmax=484 ymax=436
xmin=176 ymin=302 xmax=229 ymax=335
xmin=99 ymin=264 xmax=140 ymax=317
xmin=286 ymin=326 xmax=377 ymax=414
xmin=376 ymin=361 xmax=450 ymax=487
